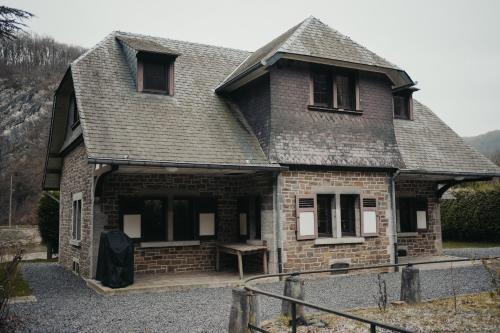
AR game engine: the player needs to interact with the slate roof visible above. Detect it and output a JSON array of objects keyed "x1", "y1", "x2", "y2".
[
  {"x1": 394, "y1": 100, "x2": 500, "y2": 176},
  {"x1": 116, "y1": 35, "x2": 179, "y2": 56},
  {"x1": 70, "y1": 31, "x2": 278, "y2": 168},
  {"x1": 219, "y1": 16, "x2": 399, "y2": 88}
]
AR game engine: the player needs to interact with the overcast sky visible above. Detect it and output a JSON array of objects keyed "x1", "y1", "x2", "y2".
[{"x1": 7, "y1": 0, "x2": 499, "y2": 137}]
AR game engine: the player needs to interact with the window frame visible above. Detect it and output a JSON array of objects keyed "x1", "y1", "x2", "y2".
[
  {"x1": 309, "y1": 68, "x2": 360, "y2": 113},
  {"x1": 136, "y1": 52, "x2": 175, "y2": 95},
  {"x1": 396, "y1": 196, "x2": 428, "y2": 233},
  {"x1": 71, "y1": 193, "x2": 83, "y2": 243},
  {"x1": 393, "y1": 93, "x2": 413, "y2": 120}
]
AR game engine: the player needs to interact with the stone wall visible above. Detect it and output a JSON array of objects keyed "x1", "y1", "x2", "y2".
[
  {"x1": 278, "y1": 169, "x2": 394, "y2": 273},
  {"x1": 59, "y1": 143, "x2": 94, "y2": 278},
  {"x1": 395, "y1": 179, "x2": 442, "y2": 257},
  {"x1": 98, "y1": 172, "x2": 274, "y2": 274}
]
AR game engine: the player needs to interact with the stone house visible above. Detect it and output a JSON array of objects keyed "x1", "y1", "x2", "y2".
[{"x1": 43, "y1": 17, "x2": 500, "y2": 279}]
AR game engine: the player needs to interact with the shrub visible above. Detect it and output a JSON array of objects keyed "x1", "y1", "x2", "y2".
[
  {"x1": 441, "y1": 185, "x2": 500, "y2": 242},
  {"x1": 0, "y1": 249, "x2": 23, "y2": 330},
  {"x1": 37, "y1": 192, "x2": 59, "y2": 258}
]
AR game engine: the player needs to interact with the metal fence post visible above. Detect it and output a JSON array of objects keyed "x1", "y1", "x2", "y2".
[{"x1": 291, "y1": 302, "x2": 297, "y2": 333}]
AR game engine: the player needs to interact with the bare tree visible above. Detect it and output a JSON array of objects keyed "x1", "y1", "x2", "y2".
[{"x1": 0, "y1": 6, "x2": 33, "y2": 40}]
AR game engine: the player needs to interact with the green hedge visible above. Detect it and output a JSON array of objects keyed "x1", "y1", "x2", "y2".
[{"x1": 441, "y1": 187, "x2": 500, "y2": 242}]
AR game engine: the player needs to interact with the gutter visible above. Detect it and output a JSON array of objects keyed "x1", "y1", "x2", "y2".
[
  {"x1": 390, "y1": 170, "x2": 401, "y2": 269},
  {"x1": 87, "y1": 157, "x2": 287, "y2": 172}
]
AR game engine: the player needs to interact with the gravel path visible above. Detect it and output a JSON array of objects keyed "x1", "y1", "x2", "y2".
[
  {"x1": 443, "y1": 246, "x2": 500, "y2": 259},
  {"x1": 11, "y1": 262, "x2": 496, "y2": 333}
]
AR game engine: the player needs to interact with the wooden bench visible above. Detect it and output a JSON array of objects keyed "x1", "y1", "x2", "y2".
[{"x1": 216, "y1": 243, "x2": 268, "y2": 279}]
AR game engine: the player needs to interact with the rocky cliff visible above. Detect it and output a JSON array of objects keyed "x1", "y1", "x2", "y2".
[{"x1": 0, "y1": 33, "x2": 84, "y2": 225}]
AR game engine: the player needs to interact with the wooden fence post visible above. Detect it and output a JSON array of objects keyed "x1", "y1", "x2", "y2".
[
  {"x1": 400, "y1": 265, "x2": 421, "y2": 304},
  {"x1": 228, "y1": 287, "x2": 261, "y2": 333},
  {"x1": 281, "y1": 275, "x2": 305, "y2": 320}
]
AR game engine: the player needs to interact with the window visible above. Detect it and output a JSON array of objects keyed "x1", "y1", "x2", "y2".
[
  {"x1": 297, "y1": 193, "x2": 364, "y2": 240},
  {"x1": 340, "y1": 194, "x2": 357, "y2": 237},
  {"x1": 68, "y1": 93, "x2": 79, "y2": 128},
  {"x1": 137, "y1": 53, "x2": 174, "y2": 95},
  {"x1": 317, "y1": 194, "x2": 334, "y2": 237},
  {"x1": 397, "y1": 197, "x2": 427, "y2": 233},
  {"x1": 238, "y1": 196, "x2": 262, "y2": 240},
  {"x1": 143, "y1": 61, "x2": 168, "y2": 91},
  {"x1": 393, "y1": 94, "x2": 411, "y2": 119},
  {"x1": 312, "y1": 73, "x2": 332, "y2": 107},
  {"x1": 72, "y1": 193, "x2": 82, "y2": 241},
  {"x1": 120, "y1": 196, "x2": 216, "y2": 242},
  {"x1": 311, "y1": 69, "x2": 358, "y2": 110}
]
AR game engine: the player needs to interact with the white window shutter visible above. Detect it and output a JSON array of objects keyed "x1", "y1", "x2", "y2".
[
  {"x1": 296, "y1": 195, "x2": 317, "y2": 240},
  {"x1": 361, "y1": 197, "x2": 378, "y2": 236}
]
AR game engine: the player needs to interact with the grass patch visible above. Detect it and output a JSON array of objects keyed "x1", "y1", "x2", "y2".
[
  {"x1": 443, "y1": 241, "x2": 500, "y2": 249},
  {"x1": 0, "y1": 263, "x2": 32, "y2": 297},
  {"x1": 263, "y1": 292, "x2": 500, "y2": 332}
]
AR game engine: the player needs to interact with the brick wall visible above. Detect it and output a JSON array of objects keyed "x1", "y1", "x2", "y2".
[
  {"x1": 59, "y1": 143, "x2": 94, "y2": 278},
  {"x1": 395, "y1": 179, "x2": 443, "y2": 257},
  {"x1": 278, "y1": 169, "x2": 394, "y2": 272},
  {"x1": 98, "y1": 172, "x2": 274, "y2": 274}
]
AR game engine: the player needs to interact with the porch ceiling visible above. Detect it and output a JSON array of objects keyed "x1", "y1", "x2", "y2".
[{"x1": 397, "y1": 170, "x2": 495, "y2": 183}]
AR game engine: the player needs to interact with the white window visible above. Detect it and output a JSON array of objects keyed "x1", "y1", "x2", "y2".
[
  {"x1": 296, "y1": 191, "x2": 378, "y2": 242},
  {"x1": 72, "y1": 193, "x2": 82, "y2": 241}
]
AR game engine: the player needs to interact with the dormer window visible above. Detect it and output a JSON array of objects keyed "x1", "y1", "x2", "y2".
[
  {"x1": 69, "y1": 93, "x2": 79, "y2": 129},
  {"x1": 310, "y1": 68, "x2": 359, "y2": 112},
  {"x1": 393, "y1": 91, "x2": 413, "y2": 120},
  {"x1": 137, "y1": 53, "x2": 174, "y2": 95}
]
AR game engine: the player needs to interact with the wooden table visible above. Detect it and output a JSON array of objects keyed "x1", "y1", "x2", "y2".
[{"x1": 216, "y1": 243, "x2": 268, "y2": 279}]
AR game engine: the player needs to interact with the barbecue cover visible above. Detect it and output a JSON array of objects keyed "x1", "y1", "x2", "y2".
[{"x1": 96, "y1": 230, "x2": 134, "y2": 288}]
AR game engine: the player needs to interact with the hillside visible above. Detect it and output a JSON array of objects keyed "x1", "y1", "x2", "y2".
[
  {"x1": 0, "y1": 33, "x2": 84, "y2": 225},
  {"x1": 464, "y1": 130, "x2": 500, "y2": 166}
]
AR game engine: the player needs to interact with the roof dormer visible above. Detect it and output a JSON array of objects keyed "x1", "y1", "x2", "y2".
[{"x1": 116, "y1": 35, "x2": 179, "y2": 95}]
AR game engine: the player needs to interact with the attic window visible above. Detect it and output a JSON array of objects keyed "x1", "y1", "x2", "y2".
[
  {"x1": 137, "y1": 53, "x2": 174, "y2": 95},
  {"x1": 393, "y1": 92, "x2": 413, "y2": 120},
  {"x1": 310, "y1": 68, "x2": 360, "y2": 112}
]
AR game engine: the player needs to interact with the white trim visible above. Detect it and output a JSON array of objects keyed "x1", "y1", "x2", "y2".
[
  {"x1": 72, "y1": 192, "x2": 82, "y2": 201},
  {"x1": 69, "y1": 239, "x2": 81, "y2": 247},
  {"x1": 315, "y1": 237, "x2": 365, "y2": 245},
  {"x1": 139, "y1": 240, "x2": 200, "y2": 248}
]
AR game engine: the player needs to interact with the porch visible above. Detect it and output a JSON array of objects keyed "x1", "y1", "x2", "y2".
[
  {"x1": 86, "y1": 270, "x2": 277, "y2": 296},
  {"x1": 91, "y1": 165, "x2": 278, "y2": 283}
]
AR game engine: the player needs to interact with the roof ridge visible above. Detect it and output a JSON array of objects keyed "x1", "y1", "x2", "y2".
[
  {"x1": 114, "y1": 31, "x2": 251, "y2": 54},
  {"x1": 276, "y1": 16, "x2": 315, "y2": 55}
]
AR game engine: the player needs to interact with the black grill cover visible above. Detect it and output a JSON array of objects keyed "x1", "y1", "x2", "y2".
[{"x1": 96, "y1": 230, "x2": 134, "y2": 288}]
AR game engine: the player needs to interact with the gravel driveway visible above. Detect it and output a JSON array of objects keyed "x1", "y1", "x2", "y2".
[
  {"x1": 443, "y1": 246, "x2": 500, "y2": 259},
  {"x1": 11, "y1": 262, "x2": 496, "y2": 333}
]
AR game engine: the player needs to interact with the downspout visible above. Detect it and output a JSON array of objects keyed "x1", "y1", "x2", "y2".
[
  {"x1": 390, "y1": 170, "x2": 401, "y2": 270},
  {"x1": 272, "y1": 171, "x2": 283, "y2": 274}
]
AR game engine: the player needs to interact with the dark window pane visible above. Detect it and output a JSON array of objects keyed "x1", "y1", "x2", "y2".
[
  {"x1": 142, "y1": 199, "x2": 166, "y2": 241},
  {"x1": 398, "y1": 198, "x2": 416, "y2": 232},
  {"x1": 394, "y1": 95, "x2": 409, "y2": 119},
  {"x1": 336, "y1": 74, "x2": 355, "y2": 109},
  {"x1": 340, "y1": 194, "x2": 357, "y2": 236},
  {"x1": 69, "y1": 94, "x2": 79, "y2": 125},
  {"x1": 143, "y1": 61, "x2": 167, "y2": 91},
  {"x1": 317, "y1": 194, "x2": 333, "y2": 237},
  {"x1": 174, "y1": 199, "x2": 195, "y2": 241},
  {"x1": 313, "y1": 72, "x2": 332, "y2": 107}
]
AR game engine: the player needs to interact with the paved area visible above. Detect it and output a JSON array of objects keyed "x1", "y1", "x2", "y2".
[
  {"x1": 10, "y1": 261, "x2": 497, "y2": 333},
  {"x1": 87, "y1": 271, "x2": 277, "y2": 296}
]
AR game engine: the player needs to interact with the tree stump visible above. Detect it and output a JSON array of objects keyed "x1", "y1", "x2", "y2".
[
  {"x1": 400, "y1": 266, "x2": 421, "y2": 304},
  {"x1": 228, "y1": 288, "x2": 261, "y2": 333}
]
